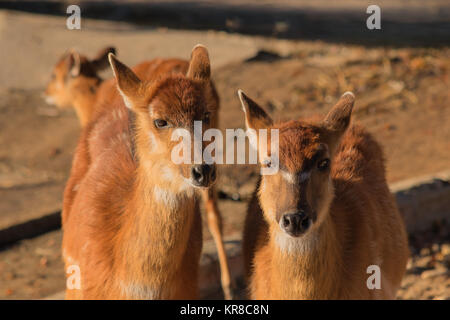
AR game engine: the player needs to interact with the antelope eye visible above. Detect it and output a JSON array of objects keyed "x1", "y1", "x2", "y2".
[
  {"x1": 154, "y1": 119, "x2": 169, "y2": 128},
  {"x1": 317, "y1": 158, "x2": 330, "y2": 171}
]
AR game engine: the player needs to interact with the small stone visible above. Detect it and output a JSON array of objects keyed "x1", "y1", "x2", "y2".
[
  {"x1": 420, "y1": 247, "x2": 431, "y2": 256},
  {"x1": 431, "y1": 243, "x2": 440, "y2": 253},
  {"x1": 443, "y1": 254, "x2": 450, "y2": 268},
  {"x1": 406, "y1": 259, "x2": 414, "y2": 270},
  {"x1": 410, "y1": 57, "x2": 426, "y2": 71},
  {"x1": 421, "y1": 268, "x2": 447, "y2": 279},
  {"x1": 435, "y1": 252, "x2": 444, "y2": 261},
  {"x1": 35, "y1": 248, "x2": 53, "y2": 256},
  {"x1": 48, "y1": 148, "x2": 61, "y2": 158},
  {"x1": 4, "y1": 272, "x2": 15, "y2": 280},
  {"x1": 414, "y1": 256, "x2": 432, "y2": 269},
  {"x1": 441, "y1": 243, "x2": 450, "y2": 256},
  {"x1": 39, "y1": 257, "x2": 48, "y2": 267}
]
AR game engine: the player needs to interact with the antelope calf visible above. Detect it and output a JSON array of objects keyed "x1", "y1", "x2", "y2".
[
  {"x1": 240, "y1": 91, "x2": 409, "y2": 299},
  {"x1": 62, "y1": 45, "x2": 222, "y2": 299},
  {"x1": 44, "y1": 47, "x2": 117, "y2": 126},
  {"x1": 55, "y1": 46, "x2": 234, "y2": 299}
]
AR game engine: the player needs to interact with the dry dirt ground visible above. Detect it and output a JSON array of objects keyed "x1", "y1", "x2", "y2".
[
  {"x1": 0, "y1": 11, "x2": 449, "y2": 299},
  {"x1": 0, "y1": 224, "x2": 449, "y2": 299}
]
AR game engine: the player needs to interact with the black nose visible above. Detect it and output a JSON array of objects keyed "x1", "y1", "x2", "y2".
[
  {"x1": 280, "y1": 212, "x2": 311, "y2": 237},
  {"x1": 191, "y1": 164, "x2": 216, "y2": 187}
]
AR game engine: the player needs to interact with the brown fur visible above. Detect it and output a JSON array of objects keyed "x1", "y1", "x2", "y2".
[
  {"x1": 62, "y1": 46, "x2": 229, "y2": 299},
  {"x1": 240, "y1": 92, "x2": 409, "y2": 299},
  {"x1": 51, "y1": 47, "x2": 234, "y2": 299},
  {"x1": 44, "y1": 47, "x2": 116, "y2": 126}
]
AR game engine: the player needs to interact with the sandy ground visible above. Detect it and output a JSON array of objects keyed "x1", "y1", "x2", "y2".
[
  {"x1": 0, "y1": 223, "x2": 448, "y2": 300},
  {"x1": 0, "y1": 10, "x2": 259, "y2": 90},
  {"x1": 0, "y1": 10, "x2": 449, "y2": 299}
]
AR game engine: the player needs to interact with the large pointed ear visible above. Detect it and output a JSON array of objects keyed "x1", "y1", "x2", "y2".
[
  {"x1": 91, "y1": 46, "x2": 116, "y2": 71},
  {"x1": 238, "y1": 90, "x2": 273, "y2": 130},
  {"x1": 186, "y1": 44, "x2": 210, "y2": 81},
  {"x1": 66, "y1": 50, "x2": 81, "y2": 77},
  {"x1": 108, "y1": 53, "x2": 142, "y2": 109},
  {"x1": 322, "y1": 91, "x2": 355, "y2": 133},
  {"x1": 322, "y1": 92, "x2": 355, "y2": 150}
]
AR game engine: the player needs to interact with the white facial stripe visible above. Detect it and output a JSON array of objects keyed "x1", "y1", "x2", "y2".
[
  {"x1": 267, "y1": 209, "x2": 276, "y2": 221},
  {"x1": 281, "y1": 170, "x2": 296, "y2": 184},
  {"x1": 149, "y1": 106, "x2": 155, "y2": 118},
  {"x1": 280, "y1": 170, "x2": 311, "y2": 184},
  {"x1": 148, "y1": 131, "x2": 158, "y2": 150}
]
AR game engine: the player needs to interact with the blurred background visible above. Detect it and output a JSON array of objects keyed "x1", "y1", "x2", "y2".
[{"x1": 0, "y1": 0, "x2": 449, "y2": 299}]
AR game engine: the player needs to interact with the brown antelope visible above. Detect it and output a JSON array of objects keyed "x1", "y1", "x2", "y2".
[
  {"x1": 240, "y1": 90, "x2": 409, "y2": 299},
  {"x1": 44, "y1": 47, "x2": 117, "y2": 127},
  {"x1": 62, "y1": 45, "x2": 230, "y2": 299},
  {"x1": 53, "y1": 46, "x2": 234, "y2": 299}
]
